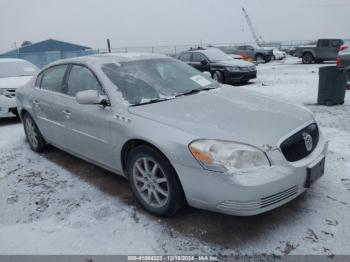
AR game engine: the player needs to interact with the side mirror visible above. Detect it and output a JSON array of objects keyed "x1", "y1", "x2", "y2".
[
  {"x1": 201, "y1": 59, "x2": 208, "y2": 65},
  {"x1": 76, "y1": 90, "x2": 109, "y2": 106}
]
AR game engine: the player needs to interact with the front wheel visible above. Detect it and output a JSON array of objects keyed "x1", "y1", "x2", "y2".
[
  {"x1": 127, "y1": 145, "x2": 185, "y2": 217},
  {"x1": 213, "y1": 71, "x2": 224, "y2": 83},
  {"x1": 23, "y1": 113, "x2": 46, "y2": 152},
  {"x1": 302, "y1": 53, "x2": 314, "y2": 64}
]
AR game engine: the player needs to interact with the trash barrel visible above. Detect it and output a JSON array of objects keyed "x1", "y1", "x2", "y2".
[{"x1": 318, "y1": 66, "x2": 347, "y2": 106}]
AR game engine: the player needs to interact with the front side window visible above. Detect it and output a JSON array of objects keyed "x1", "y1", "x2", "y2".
[
  {"x1": 66, "y1": 65, "x2": 103, "y2": 97},
  {"x1": 102, "y1": 58, "x2": 218, "y2": 105},
  {"x1": 202, "y1": 50, "x2": 231, "y2": 62},
  {"x1": 192, "y1": 53, "x2": 206, "y2": 62},
  {"x1": 41, "y1": 65, "x2": 67, "y2": 93}
]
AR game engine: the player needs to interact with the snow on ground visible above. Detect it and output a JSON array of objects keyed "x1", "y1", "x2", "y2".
[{"x1": 0, "y1": 56, "x2": 349, "y2": 256}]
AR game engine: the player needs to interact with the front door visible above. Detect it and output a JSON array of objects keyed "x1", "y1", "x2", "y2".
[
  {"x1": 60, "y1": 64, "x2": 115, "y2": 168},
  {"x1": 190, "y1": 53, "x2": 210, "y2": 72}
]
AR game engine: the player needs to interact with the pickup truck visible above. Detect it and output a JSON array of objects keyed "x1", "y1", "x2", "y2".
[{"x1": 295, "y1": 39, "x2": 344, "y2": 64}]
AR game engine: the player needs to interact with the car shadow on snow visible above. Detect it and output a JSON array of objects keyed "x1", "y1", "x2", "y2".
[
  {"x1": 39, "y1": 146, "x2": 313, "y2": 250},
  {"x1": 159, "y1": 193, "x2": 312, "y2": 249},
  {"x1": 0, "y1": 117, "x2": 20, "y2": 126},
  {"x1": 40, "y1": 146, "x2": 134, "y2": 205}
]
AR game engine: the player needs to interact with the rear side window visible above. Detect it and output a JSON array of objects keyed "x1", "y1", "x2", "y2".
[
  {"x1": 179, "y1": 53, "x2": 191, "y2": 62},
  {"x1": 319, "y1": 40, "x2": 330, "y2": 47},
  {"x1": 41, "y1": 65, "x2": 68, "y2": 93},
  {"x1": 66, "y1": 65, "x2": 103, "y2": 97}
]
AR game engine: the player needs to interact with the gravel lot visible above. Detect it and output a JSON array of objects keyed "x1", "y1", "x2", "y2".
[{"x1": 0, "y1": 57, "x2": 349, "y2": 256}]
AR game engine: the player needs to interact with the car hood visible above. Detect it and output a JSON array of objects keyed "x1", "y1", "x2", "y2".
[
  {"x1": 0, "y1": 76, "x2": 33, "y2": 89},
  {"x1": 212, "y1": 59, "x2": 255, "y2": 67},
  {"x1": 129, "y1": 86, "x2": 314, "y2": 149}
]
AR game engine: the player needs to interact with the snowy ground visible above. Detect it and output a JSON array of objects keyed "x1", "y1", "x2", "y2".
[{"x1": 0, "y1": 57, "x2": 349, "y2": 256}]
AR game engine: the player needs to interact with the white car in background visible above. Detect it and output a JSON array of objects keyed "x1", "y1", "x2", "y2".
[
  {"x1": 272, "y1": 49, "x2": 287, "y2": 60},
  {"x1": 0, "y1": 59, "x2": 38, "y2": 118}
]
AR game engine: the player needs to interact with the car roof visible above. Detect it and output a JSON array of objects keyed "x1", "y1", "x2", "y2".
[
  {"x1": 46, "y1": 53, "x2": 169, "y2": 68},
  {"x1": 186, "y1": 48, "x2": 223, "y2": 54}
]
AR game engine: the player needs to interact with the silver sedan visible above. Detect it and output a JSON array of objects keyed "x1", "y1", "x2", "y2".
[{"x1": 16, "y1": 53, "x2": 328, "y2": 217}]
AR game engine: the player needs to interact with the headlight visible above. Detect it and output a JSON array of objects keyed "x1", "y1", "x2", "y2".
[
  {"x1": 189, "y1": 140, "x2": 270, "y2": 173},
  {"x1": 226, "y1": 66, "x2": 241, "y2": 72}
]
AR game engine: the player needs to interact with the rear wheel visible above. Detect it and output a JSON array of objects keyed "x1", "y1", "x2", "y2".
[
  {"x1": 302, "y1": 53, "x2": 314, "y2": 64},
  {"x1": 127, "y1": 145, "x2": 185, "y2": 217},
  {"x1": 213, "y1": 71, "x2": 224, "y2": 83},
  {"x1": 23, "y1": 113, "x2": 46, "y2": 152}
]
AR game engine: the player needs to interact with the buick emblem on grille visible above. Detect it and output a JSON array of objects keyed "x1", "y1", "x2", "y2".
[{"x1": 302, "y1": 132, "x2": 313, "y2": 152}]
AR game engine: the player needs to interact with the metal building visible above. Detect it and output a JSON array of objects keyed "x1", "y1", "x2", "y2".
[{"x1": 0, "y1": 39, "x2": 96, "y2": 68}]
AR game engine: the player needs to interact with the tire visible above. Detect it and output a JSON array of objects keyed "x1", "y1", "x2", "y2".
[
  {"x1": 213, "y1": 71, "x2": 224, "y2": 83},
  {"x1": 127, "y1": 145, "x2": 185, "y2": 217},
  {"x1": 255, "y1": 54, "x2": 265, "y2": 64},
  {"x1": 302, "y1": 53, "x2": 314, "y2": 64},
  {"x1": 23, "y1": 113, "x2": 46, "y2": 152}
]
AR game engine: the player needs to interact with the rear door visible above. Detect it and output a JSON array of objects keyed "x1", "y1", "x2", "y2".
[
  {"x1": 31, "y1": 64, "x2": 70, "y2": 146},
  {"x1": 59, "y1": 64, "x2": 115, "y2": 168}
]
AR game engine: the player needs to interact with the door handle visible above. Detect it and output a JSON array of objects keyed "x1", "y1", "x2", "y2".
[{"x1": 62, "y1": 110, "x2": 72, "y2": 118}]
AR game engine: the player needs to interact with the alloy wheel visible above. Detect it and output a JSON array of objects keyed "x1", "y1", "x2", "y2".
[
  {"x1": 132, "y1": 157, "x2": 169, "y2": 208},
  {"x1": 25, "y1": 117, "x2": 38, "y2": 148}
]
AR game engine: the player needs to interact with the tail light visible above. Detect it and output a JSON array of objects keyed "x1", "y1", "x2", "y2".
[
  {"x1": 336, "y1": 57, "x2": 341, "y2": 67},
  {"x1": 339, "y1": 45, "x2": 348, "y2": 52}
]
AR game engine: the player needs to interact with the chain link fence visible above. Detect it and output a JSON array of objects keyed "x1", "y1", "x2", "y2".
[{"x1": 0, "y1": 40, "x2": 316, "y2": 68}]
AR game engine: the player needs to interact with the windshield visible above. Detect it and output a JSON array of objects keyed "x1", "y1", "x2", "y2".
[
  {"x1": 203, "y1": 50, "x2": 232, "y2": 62},
  {"x1": 0, "y1": 60, "x2": 37, "y2": 78},
  {"x1": 102, "y1": 58, "x2": 218, "y2": 105}
]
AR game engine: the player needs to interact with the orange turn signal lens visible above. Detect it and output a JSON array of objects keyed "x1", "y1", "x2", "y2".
[{"x1": 189, "y1": 146, "x2": 213, "y2": 163}]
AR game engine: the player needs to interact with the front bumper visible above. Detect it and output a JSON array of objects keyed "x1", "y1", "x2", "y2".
[
  {"x1": 224, "y1": 70, "x2": 257, "y2": 84},
  {"x1": 0, "y1": 95, "x2": 17, "y2": 118},
  {"x1": 173, "y1": 134, "x2": 328, "y2": 216}
]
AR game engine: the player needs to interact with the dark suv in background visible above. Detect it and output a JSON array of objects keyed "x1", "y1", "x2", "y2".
[{"x1": 178, "y1": 49, "x2": 257, "y2": 84}]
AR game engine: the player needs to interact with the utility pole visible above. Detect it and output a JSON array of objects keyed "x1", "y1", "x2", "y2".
[{"x1": 107, "y1": 39, "x2": 111, "y2": 53}]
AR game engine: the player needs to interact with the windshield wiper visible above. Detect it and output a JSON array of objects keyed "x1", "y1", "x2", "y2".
[
  {"x1": 175, "y1": 87, "x2": 217, "y2": 97},
  {"x1": 131, "y1": 97, "x2": 173, "y2": 107}
]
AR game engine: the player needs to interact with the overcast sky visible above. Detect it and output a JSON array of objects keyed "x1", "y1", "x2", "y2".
[{"x1": 0, "y1": 0, "x2": 349, "y2": 52}]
